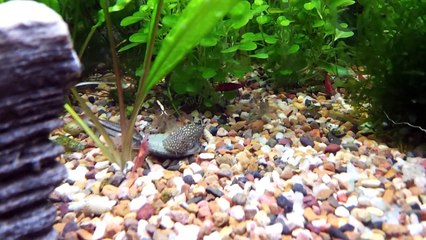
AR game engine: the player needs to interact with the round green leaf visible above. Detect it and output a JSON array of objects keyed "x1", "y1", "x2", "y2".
[
  {"x1": 162, "y1": 15, "x2": 179, "y2": 27},
  {"x1": 221, "y1": 45, "x2": 239, "y2": 53},
  {"x1": 303, "y1": 2, "x2": 315, "y2": 10},
  {"x1": 264, "y1": 35, "x2": 277, "y2": 44},
  {"x1": 277, "y1": 16, "x2": 291, "y2": 26},
  {"x1": 287, "y1": 44, "x2": 300, "y2": 54},
  {"x1": 238, "y1": 41, "x2": 257, "y2": 51},
  {"x1": 256, "y1": 15, "x2": 271, "y2": 25},
  {"x1": 200, "y1": 36, "x2": 218, "y2": 47},
  {"x1": 313, "y1": 20, "x2": 324, "y2": 27},
  {"x1": 201, "y1": 68, "x2": 217, "y2": 79}
]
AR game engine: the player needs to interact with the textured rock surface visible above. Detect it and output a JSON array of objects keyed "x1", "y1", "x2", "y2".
[{"x1": 0, "y1": 1, "x2": 80, "y2": 239}]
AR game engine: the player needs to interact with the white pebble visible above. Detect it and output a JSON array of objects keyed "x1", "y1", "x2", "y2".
[
  {"x1": 275, "y1": 132, "x2": 284, "y2": 140},
  {"x1": 286, "y1": 212, "x2": 305, "y2": 229},
  {"x1": 54, "y1": 183, "x2": 81, "y2": 197},
  {"x1": 141, "y1": 182, "x2": 158, "y2": 196},
  {"x1": 83, "y1": 195, "x2": 116, "y2": 215},
  {"x1": 230, "y1": 205, "x2": 245, "y2": 221},
  {"x1": 92, "y1": 221, "x2": 106, "y2": 240},
  {"x1": 361, "y1": 178, "x2": 381, "y2": 188},
  {"x1": 175, "y1": 223, "x2": 200, "y2": 240},
  {"x1": 192, "y1": 173, "x2": 203, "y2": 183},
  {"x1": 67, "y1": 165, "x2": 88, "y2": 182},
  {"x1": 94, "y1": 160, "x2": 110, "y2": 170},
  {"x1": 190, "y1": 163, "x2": 202, "y2": 173},
  {"x1": 408, "y1": 223, "x2": 424, "y2": 235},
  {"x1": 204, "y1": 231, "x2": 221, "y2": 240},
  {"x1": 199, "y1": 152, "x2": 215, "y2": 160},
  {"x1": 216, "y1": 127, "x2": 228, "y2": 137},
  {"x1": 217, "y1": 197, "x2": 231, "y2": 212},
  {"x1": 94, "y1": 168, "x2": 109, "y2": 181},
  {"x1": 335, "y1": 206, "x2": 350, "y2": 217},
  {"x1": 265, "y1": 223, "x2": 283, "y2": 240},
  {"x1": 160, "y1": 215, "x2": 174, "y2": 229},
  {"x1": 137, "y1": 220, "x2": 150, "y2": 238},
  {"x1": 261, "y1": 145, "x2": 271, "y2": 154},
  {"x1": 129, "y1": 195, "x2": 147, "y2": 211},
  {"x1": 344, "y1": 195, "x2": 359, "y2": 207}
]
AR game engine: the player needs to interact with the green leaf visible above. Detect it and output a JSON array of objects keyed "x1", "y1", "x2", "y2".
[
  {"x1": 303, "y1": 2, "x2": 315, "y2": 10},
  {"x1": 121, "y1": 16, "x2": 145, "y2": 26},
  {"x1": 264, "y1": 35, "x2": 277, "y2": 44},
  {"x1": 287, "y1": 44, "x2": 300, "y2": 54},
  {"x1": 256, "y1": 15, "x2": 271, "y2": 25},
  {"x1": 38, "y1": 0, "x2": 60, "y2": 13},
  {"x1": 200, "y1": 36, "x2": 218, "y2": 47},
  {"x1": 268, "y1": 8, "x2": 285, "y2": 14},
  {"x1": 242, "y1": 32, "x2": 257, "y2": 41},
  {"x1": 118, "y1": 42, "x2": 142, "y2": 52},
  {"x1": 145, "y1": 0, "x2": 238, "y2": 92},
  {"x1": 201, "y1": 68, "x2": 217, "y2": 79},
  {"x1": 330, "y1": 0, "x2": 355, "y2": 9},
  {"x1": 249, "y1": 53, "x2": 269, "y2": 59},
  {"x1": 277, "y1": 16, "x2": 291, "y2": 26},
  {"x1": 252, "y1": 4, "x2": 269, "y2": 15},
  {"x1": 279, "y1": 69, "x2": 293, "y2": 75},
  {"x1": 229, "y1": 1, "x2": 252, "y2": 29},
  {"x1": 221, "y1": 45, "x2": 240, "y2": 53},
  {"x1": 334, "y1": 29, "x2": 354, "y2": 41},
  {"x1": 162, "y1": 15, "x2": 179, "y2": 27},
  {"x1": 313, "y1": 20, "x2": 324, "y2": 27},
  {"x1": 129, "y1": 33, "x2": 148, "y2": 43},
  {"x1": 238, "y1": 41, "x2": 257, "y2": 51}
]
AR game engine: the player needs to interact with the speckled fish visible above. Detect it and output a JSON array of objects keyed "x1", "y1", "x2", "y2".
[{"x1": 162, "y1": 123, "x2": 204, "y2": 155}]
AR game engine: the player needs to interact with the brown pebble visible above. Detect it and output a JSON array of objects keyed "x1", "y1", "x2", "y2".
[
  {"x1": 382, "y1": 188, "x2": 394, "y2": 204},
  {"x1": 323, "y1": 162, "x2": 335, "y2": 172},
  {"x1": 136, "y1": 204, "x2": 155, "y2": 220},
  {"x1": 250, "y1": 120, "x2": 264, "y2": 133},
  {"x1": 325, "y1": 143, "x2": 341, "y2": 154}
]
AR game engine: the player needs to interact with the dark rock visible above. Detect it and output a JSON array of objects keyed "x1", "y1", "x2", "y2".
[
  {"x1": 325, "y1": 143, "x2": 341, "y2": 154},
  {"x1": 62, "y1": 221, "x2": 79, "y2": 235},
  {"x1": 276, "y1": 195, "x2": 293, "y2": 213},
  {"x1": 109, "y1": 171, "x2": 125, "y2": 186},
  {"x1": 300, "y1": 135, "x2": 315, "y2": 147},
  {"x1": 339, "y1": 223, "x2": 355, "y2": 232},
  {"x1": 88, "y1": 95, "x2": 96, "y2": 104},
  {"x1": 209, "y1": 126, "x2": 218, "y2": 136},
  {"x1": 232, "y1": 193, "x2": 247, "y2": 206},
  {"x1": 85, "y1": 169, "x2": 97, "y2": 180},
  {"x1": 370, "y1": 221, "x2": 383, "y2": 229},
  {"x1": 342, "y1": 143, "x2": 359, "y2": 151},
  {"x1": 187, "y1": 196, "x2": 203, "y2": 204},
  {"x1": 206, "y1": 187, "x2": 224, "y2": 197},
  {"x1": 328, "y1": 227, "x2": 348, "y2": 240},
  {"x1": 0, "y1": 1, "x2": 80, "y2": 239},
  {"x1": 292, "y1": 183, "x2": 307, "y2": 195},
  {"x1": 183, "y1": 175, "x2": 195, "y2": 185},
  {"x1": 266, "y1": 138, "x2": 278, "y2": 147},
  {"x1": 217, "y1": 168, "x2": 233, "y2": 179},
  {"x1": 310, "y1": 121, "x2": 320, "y2": 129},
  {"x1": 327, "y1": 132, "x2": 342, "y2": 145}
]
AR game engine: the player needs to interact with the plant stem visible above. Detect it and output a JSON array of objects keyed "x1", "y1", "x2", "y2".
[
  {"x1": 64, "y1": 103, "x2": 121, "y2": 166},
  {"x1": 122, "y1": 0, "x2": 164, "y2": 163},
  {"x1": 101, "y1": 0, "x2": 129, "y2": 167},
  {"x1": 69, "y1": 88, "x2": 121, "y2": 161},
  {"x1": 78, "y1": 27, "x2": 97, "y2": 59}
]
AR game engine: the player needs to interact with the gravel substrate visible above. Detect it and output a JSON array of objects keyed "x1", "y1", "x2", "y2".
[{"x1": 51, "y1": 84, "x2": 426, "y2": 240}]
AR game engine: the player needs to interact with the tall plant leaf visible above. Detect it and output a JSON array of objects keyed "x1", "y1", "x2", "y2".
[{"x1": 143, "y1": 0, "x2": 238, "y2": 95}]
